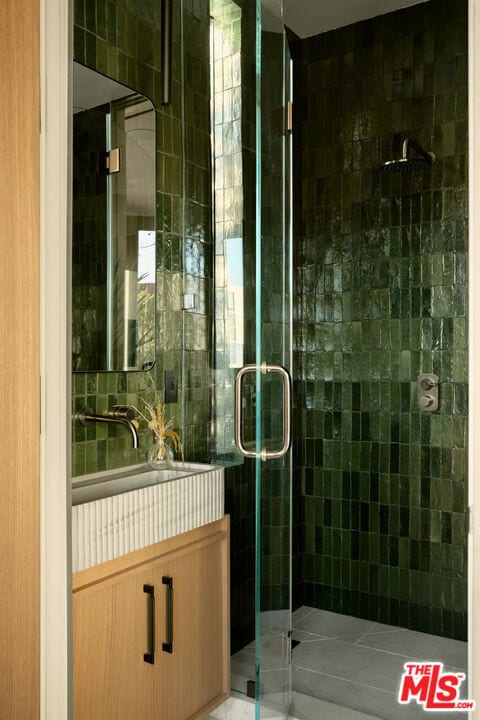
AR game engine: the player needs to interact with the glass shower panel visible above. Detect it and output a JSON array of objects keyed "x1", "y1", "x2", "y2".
[
  {"x1": 210, "y1": 0, "x2": 249, "y2": 466},
  {"x1": 255, "y1": 2, "x2": 293, "y2": 717},
  {"x1": 181, "y1": 0, "x2": 293, "y2": 716},
  {"x1": 207, "y1": 1, "x2": 259, "y2": 689}
]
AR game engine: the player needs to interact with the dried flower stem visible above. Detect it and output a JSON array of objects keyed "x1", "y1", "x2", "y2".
[{"x1": 133, "y1": 391, "x2": 184, "y2": 461}]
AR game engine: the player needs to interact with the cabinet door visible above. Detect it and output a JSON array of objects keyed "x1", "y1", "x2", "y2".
[
  {"x1": 153, "y1": 532, "x2": 229, "y2": 720},
  {"x1": 187, "y1": 536, "x2": 229, "y2": 715},
  {"x1": 153, "y1": 555, "x2": 192, "y2": 720},
  {"x1": 73, "y1": 568, "x2": 155, "y2": 720}
]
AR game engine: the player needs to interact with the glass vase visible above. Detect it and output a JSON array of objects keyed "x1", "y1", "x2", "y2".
[{"x1": 147, "y1": 435, "x2": 174, "y2": 470}]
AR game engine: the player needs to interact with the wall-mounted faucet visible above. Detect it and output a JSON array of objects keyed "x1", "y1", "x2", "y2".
[{"x1": 78, "y1": 406, "x2": 139, "y2": 448}]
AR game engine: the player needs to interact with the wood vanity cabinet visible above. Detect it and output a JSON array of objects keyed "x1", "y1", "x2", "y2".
[{"x1": 73, "y1": 516, "x2": 230, "y2": 720}]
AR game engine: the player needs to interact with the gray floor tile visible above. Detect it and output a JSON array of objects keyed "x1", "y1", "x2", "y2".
[
  {"x1": 353, "y1": 648, "x2": 412, "y2": 693},
  {"x1": 357, "y1": 626, "x2": 468, "y2": 671},
  {"x1": 261, "y1": 610, "x2": 290, "y2": 633},
  {"x1": 357, "y1": 627, "x2": 438, "y2": 657},
  {"x1": 231, "y1": 650, "x2": 255, "y2": 679},
  {"x1": 294, "y1": 608, "x2": 377, "y2": 641},
  {"x1": 431, "y1": 635, "x2": 468, "y2": 669},
  {"x1": 291, "y1": 606, "x2": 316, "y2": 623},
  {"x1": 232, "y1": 607, "x2": 470, "y2": 720},
  {"x1": 293, "y1": 637, "x2": 377, "y2": 680},
  {"x1": 290, "y1": 691, "x2": 380, "y2": 720},
  {"x1": 291, "y1": 667, "x2": 316, "y2": 697},
  {"x1": 292, "y1": 666, "x2": 396, "y2": 715},
  {"x1": 292, "y1": 629, "x2": 327, "y2": 643}
]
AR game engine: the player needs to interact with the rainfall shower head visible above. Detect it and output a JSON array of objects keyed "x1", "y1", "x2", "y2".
[{"x1": 381, "y1": 138, "x2": 436, "y2": 173}]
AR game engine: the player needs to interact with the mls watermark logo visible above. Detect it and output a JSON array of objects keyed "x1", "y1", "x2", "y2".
[{"x1": 398, "y1": 662, "x2": 475, "y2": 712}]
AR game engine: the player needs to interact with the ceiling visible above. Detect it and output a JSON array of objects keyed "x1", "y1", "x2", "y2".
[{"x1": 281, "y1": 0, "x2": 428, "y2": 39}]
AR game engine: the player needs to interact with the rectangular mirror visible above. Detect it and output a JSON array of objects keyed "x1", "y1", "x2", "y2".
[{"x1": 72, "y1": 62, "x2": 156, "y2": 372}]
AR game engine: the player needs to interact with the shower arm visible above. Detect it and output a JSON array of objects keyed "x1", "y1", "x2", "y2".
[{"x1": 402, "y1": 138, "x2": 432, "y2": 162}]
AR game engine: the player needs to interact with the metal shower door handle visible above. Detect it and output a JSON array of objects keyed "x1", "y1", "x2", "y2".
[{"x1": 234, "y1": 363, "x2": 291, "y2": 461}]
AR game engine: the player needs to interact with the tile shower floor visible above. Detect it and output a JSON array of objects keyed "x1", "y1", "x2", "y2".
[{"x1": 228, "y1": 606, "x2": 469, "y2": 720}]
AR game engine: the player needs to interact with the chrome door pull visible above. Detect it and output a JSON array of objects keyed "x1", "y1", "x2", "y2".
[{"x1": 234, "y1": 363, "x2": 291, "y2": 460}]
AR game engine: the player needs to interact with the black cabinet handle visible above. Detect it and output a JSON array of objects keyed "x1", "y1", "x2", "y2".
[
  {"x1": 162, "y1": 576, "x2": 173, "y2": 653},
  {"x1": 143, "y1": 584, "x2": 155, "y2": 664}
]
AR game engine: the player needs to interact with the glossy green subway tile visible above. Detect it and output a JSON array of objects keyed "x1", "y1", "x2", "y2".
[{"x1": 295, "y1": 0, "x2": 467, "y2": 639}]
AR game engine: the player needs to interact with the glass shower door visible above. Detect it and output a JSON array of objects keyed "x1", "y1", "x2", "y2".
[
  {"x1": 232, "y1": 2, "x2": 292, "y2": 715},
  {"x1": 197, "y1": 0, "x2": 293, "y2": 714},
  {"x1": 221, "y1": 0, "x2": 292, "y2": 718},
  {"x1": 254, "y1": 3, "x2": 293, "y2": 717}
]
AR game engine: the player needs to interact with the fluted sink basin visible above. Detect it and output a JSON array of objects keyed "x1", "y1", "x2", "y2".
[
  {"x1": 71, "y1": 462, "x2": 224, "y2": 572},
  {"x1": 71, "y1": 463, "x2": 208, "y2": 505}
]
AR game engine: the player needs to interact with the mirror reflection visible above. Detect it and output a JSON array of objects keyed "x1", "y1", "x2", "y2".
[{"x1": 72, "y1": 62, "x2": 156, "y2": 372}]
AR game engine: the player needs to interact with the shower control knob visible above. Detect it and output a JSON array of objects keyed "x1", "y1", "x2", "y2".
[
  {"x1": 420, "y1": 395, "x2": 434, "y2": 409},
  {"x1": 417, "y1": 373, "x2": 439, "y2": 412}
]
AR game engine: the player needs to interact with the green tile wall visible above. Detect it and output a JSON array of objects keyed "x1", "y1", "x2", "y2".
[{"x1": 293, "y1": 0, "x2": 468, "y2": 640}]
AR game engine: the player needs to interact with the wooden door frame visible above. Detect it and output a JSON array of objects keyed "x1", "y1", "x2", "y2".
[{"x1": 40, "y1": 0, "x2": 71, "y2": 718}]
